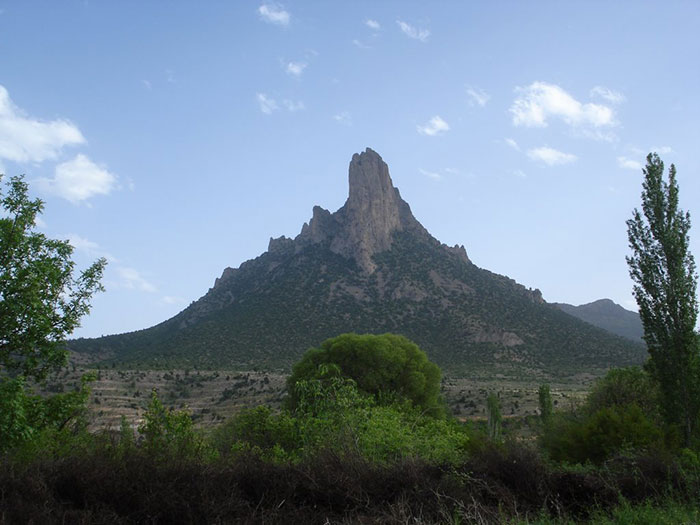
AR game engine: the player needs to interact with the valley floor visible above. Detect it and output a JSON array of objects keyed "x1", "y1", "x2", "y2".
[{"x1": 46, "y1": 366, "x2": 591, "y2": 431}]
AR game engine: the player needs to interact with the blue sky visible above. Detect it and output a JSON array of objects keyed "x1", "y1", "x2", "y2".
[{"x1": 1, "y1": 1, "x2": 699, "y2": 338}]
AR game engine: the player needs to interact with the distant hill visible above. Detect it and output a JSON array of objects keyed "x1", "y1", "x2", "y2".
[
  {"x1": 553, "y1": 299, "x2": 645, "y2": 343},
  {"x1": 70, "y1": 149, "x2": 645, "y2": 377}
]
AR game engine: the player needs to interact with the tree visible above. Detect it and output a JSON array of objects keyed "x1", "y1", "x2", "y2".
[
  {"x1": 285, "y1": 333, "x2": 443, "y2": 416},
  {"x1": 538, "y1": 384, "x2": 553, "y2": 426},
  {"x1": 486, "y1": 392, "x2": 501, "y2": 441},
  {"x1": 0, "y1": 175, "x2": 106, "y2": 381},
  {"x1": 626, "y1": 153, "x2": 700, "y2": 445}
]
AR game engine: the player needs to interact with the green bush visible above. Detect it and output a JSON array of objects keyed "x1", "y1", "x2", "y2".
[
  {"x1": 0, "y1": 373, "x2": 95, "y2": 457},
  {"x1": 216, "y1": 377, "x2": 469, "y2": 465},
  {"x1": 585, "y1": 367, "x2": 660, "y2": 419},
  {"x1": 286, "y1": 333, "x2": 443, "y2": 416},
  {"x1": 542, "y1": 404, "x2": 664, "y2": 464},
  {"x1": 138, "y1": 389, "x2": 215, "y2": 461}
]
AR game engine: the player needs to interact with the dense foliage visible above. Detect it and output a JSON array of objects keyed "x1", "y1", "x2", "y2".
[
  {"x1": 0, "y1": 175, "x2": 106, "y2": 381},
  {"x1": 0, "y1": 175, "x2": 105, "y2": 455},
  {"x1": 285, "y1": 333, "x2": 443, "y2": 415},
  {"x1": 627, "y1": 153, "x2": 700, "y2": 446}
]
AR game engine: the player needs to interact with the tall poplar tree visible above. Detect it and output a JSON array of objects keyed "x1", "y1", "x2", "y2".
[{"x1": 626, "y1": 153, "x2": 700, "y2": 445}]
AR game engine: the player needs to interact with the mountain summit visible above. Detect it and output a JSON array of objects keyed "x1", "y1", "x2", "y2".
[
  {"x1": 268, "y1": 148, "x2": 431, "y2": 273},
  {"x1": 72, "y1": 149, "x2": 643, "y2": 376}
]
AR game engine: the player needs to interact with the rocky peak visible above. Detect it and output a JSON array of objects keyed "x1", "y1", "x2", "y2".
[
  {"x1": 330, "y1": 148, "x2": 408, "y2": 272},
  {"x1": 289, "y1": 148, "x2": 430, "y2": 272}
]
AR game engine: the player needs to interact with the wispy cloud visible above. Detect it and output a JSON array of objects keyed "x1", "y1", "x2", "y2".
[
  {"x1": 285, "y1": 61, "x2": 307, "y2": 77},
  {"x1": 365, "y1": 19, "x2": 380, "y2": 30},
  {"x1": 527, "y1": 146, "x2": 577, "y2": 166},
  {"x1": 419, "y1": 168, "x2": 442, "y2": 181},
  {"x1": 0, "y1": 85, "x2": 85, "y2": 164},
  {"x1": 333, "y1": 111, "x2": 352, "y2": 125},
  {"x1": 115, "y1": 266, "x2": 157, "y2": 293},
  {"x1": 466, "y1": 86, "x2": 490, "y2": 107},
  {"x1": 67, "y1": 233, "x2": 115, "y2": 261},
  {"x1": 652, "y1": 146, "x2": 673, "y2": 154},
  {"x1": 511, "y1": 82, "x2": 616, "y2": 132},
  {"x1": 256, "y1": 93, "x2": 278, "y2": 114},
  {"x1": 142, "y1": 79, "x2": 152, "y2": 90},
  {"x1": 513, "y1": 169, "x2": 527, "y2": 178},
  {"x1": 417, "y1": 115, "x2": 449, "y2": 136},
  {"x1": 37, "y1": 154, "x2": 117, "y2": 204},
  {"x1": 283, "y1": 99, "x2": 305, "y2": 112},
  {"x1": 590, "y1": 86, "x2": 625, "y2": 104},
  {"x1": 67, "y1": 234, "x2": 156, "y2": 294},
  {"x1": 505, "y1": 138, "x2": 520, "y2": 151},
  {"x1": 396, "y1": 20, "x2": 430, "y2": 42},
  {"x1": 352, "y1": 39, "x2": 371, "y2": 49},
  {"x1": 617, "y1": 156, "x2": 642, "y2": 170},
  {"x1": 258, "y1": 2, "x2": 290, "y2": 26},
  {"x1": 165, "y1": 69, "x2": 176, "y2": 83}
]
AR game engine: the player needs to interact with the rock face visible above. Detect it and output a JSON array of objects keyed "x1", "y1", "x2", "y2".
[
  {"x1": 295, "y1": 148, "x2": 426, "y2": 272},
  {"x1": 71, "y1": 148, "x2": 645, "y2": 376}
]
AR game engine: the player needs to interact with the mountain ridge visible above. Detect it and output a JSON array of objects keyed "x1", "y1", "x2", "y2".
[
  {"x1": 553, "y1": 299, "x2": 644, "y2": 343},
  {"x1": 70, "y1": 148, "x2": 645, "y2": 377}
]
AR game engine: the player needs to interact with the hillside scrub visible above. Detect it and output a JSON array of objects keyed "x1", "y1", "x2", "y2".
[{"x1": 3, "y1": 334, "x2": 700, "y2": 522}]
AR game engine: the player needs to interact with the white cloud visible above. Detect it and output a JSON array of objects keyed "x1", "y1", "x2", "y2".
[
  {"x1": 511, "y1": 82, "x2": 616, "y2": 130},
  {"x1": 617, "y1": 156, "x2": 642, "y2": 170},
  {"x1": 285, "y1": 61, "x2": 307, "y2": 77},
  {"x1": 67, "y1": 234, "x2": 107, "y2": 259},
  {"x1": 115, "y1": 266, "x2": 157, "y2": 293},
  {"x1": 396, "y1": 20, "x2": 430, "y2": 42},
  {"x1": 652, "y1": 146, "x2": 673, "y2": 154},
  {"x1": 333, "y1": 111, "x2": 352, "y2": 125},
  {"x1": 0, "y1": 85, "x2": 85, "y2": 164},
  {"x1": 283, "y1": 99, "x2": 305, "y2": 112},
  {"x1": 165, "y1": 69, "x2": 176, "y2": 83},
  {"x1": 590, "y1": 86, "x2": 625, "y2": 104},
  {"x1": 466, "y1": 86, "x2": 490, "y2": 107},
  {"x1": 505, "y1": 138, "x2": 520, "y2": 151},
  {"x1": 256, "y1": 93, "x2": 278, "y2": 114},
  {"x1": 513, "y1": 169, "x2": 527, "y2": 178},
  {"x1": 365, "y1": 19, "x2": 380, "y2": 30},
  {"x1": 142, "y1": 79, "x2": 152, "y2": 90},
  {"x1": 444, "y1": 168, "x2": 459, "y2": 175},
  {"x1": 417, "y1": 115, "x2": 449, "y2": 136},
  {"x1": 34, "y1": 215, "x2": 46, "y2": 228},
  {"x1": 419, "y1": 168, "x2": 442, "y2": 181},
  {"x1": 527, "y1": 146, "x2": 577, "y2": 166},
  {"x1": 258, "y1": 2, "x2": 290, "y2": 26},
  {"x1": 38, "y1": 154, "x2": 117, "y2": 204}
]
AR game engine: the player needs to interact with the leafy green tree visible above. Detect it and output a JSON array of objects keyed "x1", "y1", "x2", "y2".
[
  {"x1": 626, "y1": 154, "x2": 700, "y2": 445},
  {"x1": 538, "y1": 384, "x2": 553, "y2": 426},
  {"x1": 0, "y1": 175, "x2": 106, "y2": 381},
  {"x1": 286, "y1": 333, "x2": 443, "y2": 416},
  {"x1": 585, "y1": 367, "x2": 660, "y2": 420}
]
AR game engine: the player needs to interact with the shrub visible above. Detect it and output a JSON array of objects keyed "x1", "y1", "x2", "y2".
[
  {"x1": 286, "y1": 333, "x2": 443, "y2": 416},
  {"x1": 542, "y1": 404, "x2": 664, "y2": 464},
  {"x1": 138, "y1": 389, "x2": 215, "y2": 461}
]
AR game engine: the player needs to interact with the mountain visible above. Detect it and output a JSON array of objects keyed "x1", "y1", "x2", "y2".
[
  {"x1": 553, "y1": 299, "x2": 644, "y2": 343},
  {"x1": 70, "y1": 148, "x2": 645, "y2": 377}
]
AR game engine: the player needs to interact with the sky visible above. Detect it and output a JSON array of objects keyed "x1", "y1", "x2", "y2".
[{"x1": 1, "y1": 1, "x2": 699, "y2": 338}]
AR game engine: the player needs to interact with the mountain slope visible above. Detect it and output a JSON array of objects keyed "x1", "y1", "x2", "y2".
[
  {"x1": 70, "y1": 149, "x2": 645, "y2": 376},
  {"x1": 553, "y1": 299, "x2": 644, "y2": 342}
]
